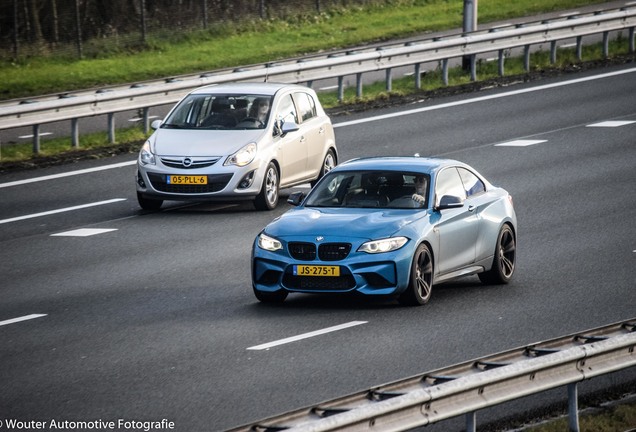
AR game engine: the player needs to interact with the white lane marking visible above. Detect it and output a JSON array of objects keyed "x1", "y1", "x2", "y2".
[
  {"x1": 0, "y1": 160, "x2": 136, "y2": 189},
  {"x1": 333, "y1": 67, "x2": 636, "y2": 128},
  {"x1": 247, "y1": 321, "x2": 368, "y2": 351},
  {"x1": 319, "y1": 85, "x2": 339, "y2": 91},
  {"x1": 0, "y1": 199, "x2": 126, "y2": 225},
  {"x1": 495, "y1": 139, "x2": 547, "y2": 147},
  {"x1": 18, "y1": 132, "x2": 53, "y2": 139},
  {"x1": 586, "y1": 120, "x2": 636, "y2": 127},
  {"x1": 51, "y1": 228, "x2": 118, "y2": 237},
  {"x1": 0, "y1": 314, "x2": 47, "y2": 327}
]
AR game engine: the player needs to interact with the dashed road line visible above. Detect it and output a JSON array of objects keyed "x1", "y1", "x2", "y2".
[
  {"x1": 586, "y1": 120, "x2": 636, "y2": 128},
  {"x1": 0, "y1": 314, "x2": 47, "y2": 327},
  {"x1": 247, "y1": 321, "x2": 368, "y2": 350},
  {"x1": 495, "y1": 139, "x2": 547, "y2": 147},
  {"x1": 51, "y1": 228, "x2": 118, "y2": 237}
]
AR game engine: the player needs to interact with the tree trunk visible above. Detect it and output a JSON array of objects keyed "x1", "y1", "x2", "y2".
[{"x1": 27, "y1": 0, "x2": 44, "y2": 45}]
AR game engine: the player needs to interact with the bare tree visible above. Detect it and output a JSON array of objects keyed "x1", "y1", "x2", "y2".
[
  {"x1": 50, "y1": 0, "x2": 59, "y2": 44},
  {"x1": 27, "y1": 0, "x2": 44, "y2": 45}
]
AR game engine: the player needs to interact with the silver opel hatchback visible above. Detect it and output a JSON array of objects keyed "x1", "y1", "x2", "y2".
[{"x1": 135, "y1": 82, "x2": 337, "y2": 210}]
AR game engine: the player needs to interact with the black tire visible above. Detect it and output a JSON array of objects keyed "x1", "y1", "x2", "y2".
[
  {"x1": 311, "y1": 149, "x2": 337, "y2": 187},
  {"x1": 399, "y1": 243, "x2": 434, "y2": 306},
  {"x1": 254, "y1": 162, "x2": 279, "y2": 210},
  {"x1": 137, "y1": 192, "x2": 163, "y2": 210},
  {"x1": 253, "y1": 286, "x2": 288, "y2": 303},
  {"x1": 478, "y1": 224, "x2": 516, "y2": 285}
]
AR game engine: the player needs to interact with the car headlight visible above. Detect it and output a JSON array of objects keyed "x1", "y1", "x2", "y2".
[
  {"x1": 139, "y1": 141, "x2": 156, "y2": 165},
  {"x1": 225, "y1": 143, "x2": 257, "y2": 167},
  {"x1": 258, "y1": 233, "x2": 283, "y2": 251},
  {"x1": 358, "y1": 236, "x2": 408, "y2": 254}
]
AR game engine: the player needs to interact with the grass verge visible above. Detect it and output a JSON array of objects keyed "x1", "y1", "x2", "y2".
[{"x1": 0, "y1": 0, "x2": 614, "y2": 100}]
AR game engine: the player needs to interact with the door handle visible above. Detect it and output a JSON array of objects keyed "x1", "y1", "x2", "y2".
[{"x1": 468, "y1": 205, "x2": 476, "y2": 212}]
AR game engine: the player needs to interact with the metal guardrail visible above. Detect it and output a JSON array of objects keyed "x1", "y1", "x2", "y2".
[
  {"x1": 227, "y1": 318, "x2": 636, "y2": 432},
  {"x1": 0, "y1": 5, "x2": 635, "y2": 152}
]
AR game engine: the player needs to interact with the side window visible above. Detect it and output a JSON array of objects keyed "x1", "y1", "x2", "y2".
[
  {"x1": 434, "y1": 167, "x2": 467, "y2": 206},
  {"x1": 458, "y1": 167, "x2": 486, "y2": 197},
  {"x1": 276, "y1": 94, "x2": 298, "y2": 125},
  {"x1": 294, "y1": 92, "x2": 317, "y2": 122}
]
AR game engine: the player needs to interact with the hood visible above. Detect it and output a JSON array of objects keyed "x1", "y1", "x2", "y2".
[
  {"x1": 152, "y1": 129, "x2": 265, "y2": 156},
  {"x1": 265, "y1": 207, "x2": 428, "y2": 240}
]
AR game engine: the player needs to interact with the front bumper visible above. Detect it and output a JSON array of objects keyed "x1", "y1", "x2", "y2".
[
  {"x1": 136, "y1": 158, "x2": 265, "y2": 200},
  {"x1": 252, "y1": 236, "x2": 414, "y2": 296}
]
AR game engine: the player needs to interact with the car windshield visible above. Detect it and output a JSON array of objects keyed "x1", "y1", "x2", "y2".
[
  {"x1": 161, "y1": 94, "x2": 273, "y2": 130},
  {"x1": 305, "y1": 170, "x2": 430, "y2": 209}
]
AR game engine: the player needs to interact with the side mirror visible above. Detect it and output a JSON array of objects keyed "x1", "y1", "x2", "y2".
[
  {"x1": 287, "y1": 191, "x2": 305, "y2": 206},
  {"x1": 279, "y1": 120, "x2": 299, "y2": 137},
  {"x1": 151, "y1": 119, "x2": 163, "y2": 130},
  {"x1": 436, "y1": 195, "x2": 464, "y2": 210}
]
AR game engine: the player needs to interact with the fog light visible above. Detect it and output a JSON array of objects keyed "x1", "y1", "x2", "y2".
[
  {"x1": 238, "y1": 171, "x2": 255, "y2": 189},
  {"x1": 136, "y1": 171, "x2": 146, "y2": 188}
]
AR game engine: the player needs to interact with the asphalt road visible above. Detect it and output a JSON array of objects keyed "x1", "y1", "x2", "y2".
[{"x1": 1, "y1": 64, "x2": 635, "y2": 431}]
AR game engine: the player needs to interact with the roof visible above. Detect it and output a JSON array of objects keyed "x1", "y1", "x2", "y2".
[
  {"x1": 189, "y1": 82, "x2": 311, "y2": 96},
  {"x1": 335, "y1": 156, "x2": 464, "y2": 174}
]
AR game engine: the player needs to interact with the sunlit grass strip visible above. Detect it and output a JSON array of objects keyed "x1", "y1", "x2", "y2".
[{"x1": 0, "y1": 0, "x2": 610, "y2": 101}]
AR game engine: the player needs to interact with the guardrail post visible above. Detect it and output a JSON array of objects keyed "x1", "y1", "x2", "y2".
[
  {"x1": 71, "y1": 118, "x2": 79, "y2": 148},
  {"x1": 630, "y1": 27, "x2": 635, "y2": 53},
  {"x1": 32, "y1": 125, "x2": 41, "y2": 154},
  {"x1": 356, "y1": 73, "x2": 363, "y2": 98},
  {"x1": 576, "y1": 36, "x2": 583, "y2": 61},
  {"x1": 524, "y1": 45, "x2": 530, "y2": 72},
  {"x1": 603, "y1": 31, "x2": 609, "y2": 58},
  {"x1": 415, "y1": 64, "x2": 422, "y2": 89},
  {"x1": 108, "y1": 113, "x2": 115, "y2": 144},
  {"x1": 142, "y1": 108, "x2": 150, "y2": 134},
  {"x1": 550, "y1": 40, "x2": 557, "y2": 64},
  {"x1": 469, "y1": 54, "x2": 477, "y2": 81},
  {"x1": 442, "y1": 59, "x2": 449, "y2": 86},
  {"x1": 386, "y1": 68, "x2": 393, "y2": 91},
  {"x1": 498, "y1": 49, "x2": 505, "y2": 76},
  {"x1": 567, "y1": 383, "x2": 580, "y2": 432},
  {"x1": 337, "y1": 76, "x2": 344, "y2": 102},
  {"x1": 465, "y1": 411, "x2": 477, "y2": 432}
]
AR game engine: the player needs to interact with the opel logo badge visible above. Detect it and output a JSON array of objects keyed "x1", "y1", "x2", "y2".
[
  {"x1": 316, "y1": 236, "x2": 324, "y2": 242},
  {"x1": 182, "y1": 157, "x2": 193, "y2": 167}
]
